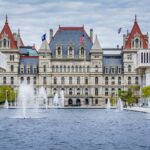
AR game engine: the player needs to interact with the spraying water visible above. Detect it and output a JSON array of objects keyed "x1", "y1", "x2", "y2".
[
  {"x1": 106, "y1": 98, "x2": 111, "y2": 109},
  {"x1": 117, "y1": 98, "x2": 123, "y2": 111},
  {"x1": 4, "y1": 99, "x2": 9, "y2": 109}
]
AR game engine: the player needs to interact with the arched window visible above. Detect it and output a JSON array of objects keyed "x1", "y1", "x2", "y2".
[
  {"x1": 75, "y1": 66, "x2": 78, "y2": 72},
  {"x1": 77, "y1": 77, "x2": 80, "y2": 84},
  {"x1": 69, "y1": 88, "x2": 72, "y2": 95},
  {"x1": 95, "y1": 99, "x2": 98, "y2": 104},
  {"x1": 43, "y1": 77, "x2": 47, "y2": 85},
  {"x1": 57, "y1": 47, "x2": 61, "y2": 55},
  {"x1": 20, "y1": 77, "x2": 24, "y2": 83},
  {"x1": 10, "y1": 65, "x2": 14, "y2": 72},
  {"x1": 69, "y1": 47, "x2": 73, "y2": 56},
  {"x1": 3, "y1": 39, "x2": 7, "y2": 48},
  {"x1": 68, "y1": 66, "x2": 70, "y2": 72},
  {"x1": 33, "y1": 77, "x2": 36, "y2": 85},
  {"x1": 95, "y1": 77, "x2": 98, "y2": 84},
  {"x1": 105, "y1": 77, "x2": 109, "y2": 85},
  {"x1": 81, "y1": 47, "x2": 84, "y2": 56},
  {"x1": 87, "y1": 66, "x2": 90, "y2": 72},
  {"x1": 79, "y1": 66, "x2": 82, "y2": 72},
  {"x1": 77, "y1": 88, "x2": 80, "y2": 95},
  {"x1": 54, "y1": 77, "x2": 57, "y2": 84},
  {"x1": 56, "y1": 66, "x2": 58, "y2": 72},
  {"x1": 105, "y1": 88, "x2": 108, "y2": 96},
  {"x1": 128, "y1": 77, "x2": 131, "y2": 85},
  {"x1": 69, "y1": 77, "x2": 72, "y2": 84},
  {"x1": 135, "y1": 77, "x2": 139, "y2": 84},
  {"x1": 128, "y1": 65, "x2": 131, "y2": 72},
  {"x1": 85, "y1": 99, "x2": 89, "y2": 105},
  {"x1": 27, "y1": 77, "x2": 30, "y2": 84},
  {"x1": 95, "y1": 65, "x2": 98, "y2": 72},
  {"x1": 64, "y1": 66, "x2": 66, "y2": 72},
  {"x1": 60, "y1": 66, "x2": 62, "y2": 72},
  {"x1": 3, "y1": 77, "x2": 6, "y2": 85},
  {"x1": 118, "y1": 77, "x2": 121, "y2": 85},
  {"x1": 111, "y1": 88, "x2": 115, "y2": 97},
  {"x1": 61, "y1": 77, "x2": 65, "y2": 84},
  {"x1": 95, "y1": 88, "x2": 98, "y2": 96},
  {"x1": 85, "y1": 77, "x2": 88, "y2": 84},
  {"x1": 72, "y1": 66, "x2": 74, "y2": 72},
  {"x1": 85, "y1": 88, "x2": 88, "y2": 95},
  {"x1": 11, "y1": 77, "x2": 14, "y2": 84},
  {"x1": 135, "y1": 38, "x2": 139, "y2": 48},
  {"x1": 43, "y1": 65, "x2": 46, "y2": 72},
  {"x1": 52, "y1": 66, "x2": 54, "y2": 72},
  {"x1": 111, "y1": 77, "x2": 115, "y2": 85}
]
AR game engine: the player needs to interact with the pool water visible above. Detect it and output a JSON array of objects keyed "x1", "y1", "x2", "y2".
[{"x1": 0, "y1": 109, "x2": 150, "y2": 150}]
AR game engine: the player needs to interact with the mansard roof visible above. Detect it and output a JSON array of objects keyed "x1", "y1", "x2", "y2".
[
  {"x1": 50, "y1": 26, "x2": 93, "y2": 56},
  {"x1": 0, "y1": 16, "x2": 24, "y2": 49},
  {"x1": 103, "y1": 54, "x2": 122, "y2": 66},
  {"x1": 124, "y1": 16, "x2": 148, "y2": 49}
]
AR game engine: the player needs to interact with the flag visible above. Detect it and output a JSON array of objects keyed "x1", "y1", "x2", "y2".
[
  {"x1": 118, "y1": 27, "x2": 122, "y2": 34},
  {"x1": 80, "y1": 34, "x2": 84, "y2": 44},
  {"x1": 42, "y1": 33, "x2": 46, "y2": 41}
]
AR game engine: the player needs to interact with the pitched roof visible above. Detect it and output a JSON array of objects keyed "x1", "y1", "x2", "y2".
[
  {"x1": 0, "y1": 17, "x2": 24, "y2": 49},
  {"x1": 125, "y1": 16, "x2": 148, "y2": 49},
  {"x1": 91, "y1": 35, "x2": 102, "y2": 52}
]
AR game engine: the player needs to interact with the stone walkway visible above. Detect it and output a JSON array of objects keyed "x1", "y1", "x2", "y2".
[{"x1": 124, "y1": 107, "x2": 150, "y2": 113}]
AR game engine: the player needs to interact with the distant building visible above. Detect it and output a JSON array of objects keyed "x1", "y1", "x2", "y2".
[{"x1": 0, "y1": 15, "x2": 149, "y2": 106}]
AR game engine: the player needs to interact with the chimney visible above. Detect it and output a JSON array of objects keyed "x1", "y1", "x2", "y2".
[
  {"x1": 117, "y1": 45, "x2": 119, "y2": 49},
  {"x1": 50, "y1": 29, "x2": 53, "y2": 42},
  {"x1": 90, "y1": 28, "x2": 93, "y2": 42}
]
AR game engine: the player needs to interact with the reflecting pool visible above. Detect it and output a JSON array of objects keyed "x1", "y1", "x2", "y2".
[{"x1": 0, "y1": 109, "x2": 150, "y2": 150}]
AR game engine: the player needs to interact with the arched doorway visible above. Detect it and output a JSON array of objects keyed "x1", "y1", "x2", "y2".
[
  {"x1": 68, "y1": 99, "x2": 73, "y2": 106},
  {"x1": 85, "y1": 99, "x2": 89, "y2": 105},
  {"x1": 76, "y1": 99, "x2": 81, "y2": 106}
]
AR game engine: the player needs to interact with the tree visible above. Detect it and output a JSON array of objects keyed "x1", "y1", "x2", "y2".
[
  {"x1": 142, "y1": 86, "x2": 150, "y2": 98},
  {"x1": 0, "y1": 86, "x2": 16, "y2": 104}
]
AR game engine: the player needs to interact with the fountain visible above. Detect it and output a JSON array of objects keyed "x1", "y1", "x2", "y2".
[
  {"x1": 17, "y1": 82, "x2": 35, "y2": 118},
  {"x1": 106, "y1": 98, "x2": 111, "y2": 109},
  {"x1": 117, "y1": 98, "x2": 123, "y2": 111},
  {"x1": 53, "y1": 90, "x2": 65, "y2": 107},
  {"x1": 38, "y1": 87, "x2": 48, "y2": 109},
  {"x1": 4, "y1": 99, "x2": 9, "y2": 109}
]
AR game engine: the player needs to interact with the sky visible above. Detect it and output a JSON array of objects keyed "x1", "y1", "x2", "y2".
[{"x1": 0, "y1": 0, "x2": 150, "y2": 50}]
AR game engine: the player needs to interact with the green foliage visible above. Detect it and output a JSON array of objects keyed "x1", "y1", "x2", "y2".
[
  {"x1": 118, "y1": 85, "x2": 140, "y2": 106},
  {"x1": 142, "y1": 86, "x2": 150, "y2": 98},
  {"x1": 0, "y1": 86, "x2": 16, "y2": 104}
]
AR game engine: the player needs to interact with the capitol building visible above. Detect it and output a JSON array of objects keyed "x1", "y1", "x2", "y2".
[{"x1": 0, "y1": 15, "x2": 149, "y2": 107}]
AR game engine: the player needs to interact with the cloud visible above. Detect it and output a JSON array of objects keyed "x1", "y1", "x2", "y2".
[{"x1": 0, "y1": 0, "x2": 150, "y2": 49}]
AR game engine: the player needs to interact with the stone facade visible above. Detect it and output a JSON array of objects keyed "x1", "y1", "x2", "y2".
[{"x1": 0, "y1": 16, "x2": 149, "y2": 106}]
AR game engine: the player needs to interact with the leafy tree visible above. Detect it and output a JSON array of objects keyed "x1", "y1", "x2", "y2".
[
  {"x1": 0, "y1": 86, "x2": 16, "y2": 104},
  {"x1": 142, "y1": 86, "x2": 150, "y2": 98}
]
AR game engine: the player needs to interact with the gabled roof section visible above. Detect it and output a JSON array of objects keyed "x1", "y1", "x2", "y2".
[
  {"x1": 0, "y1": 16, "x2": 24, "y2": 49},
  {"x1": 0, "y1": 16, "x2": 17, "y2": 49},
  {"x1": 91, "y1": 35, "x2": 102, "y2": 52},
  {"x1": 124, "y1": 15, "x2": 148, "y2": 49}
]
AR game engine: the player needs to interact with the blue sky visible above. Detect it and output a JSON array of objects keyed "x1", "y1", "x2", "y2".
[{"x1": 0, "y1": 0, "x2": 149, "y2": 49}]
